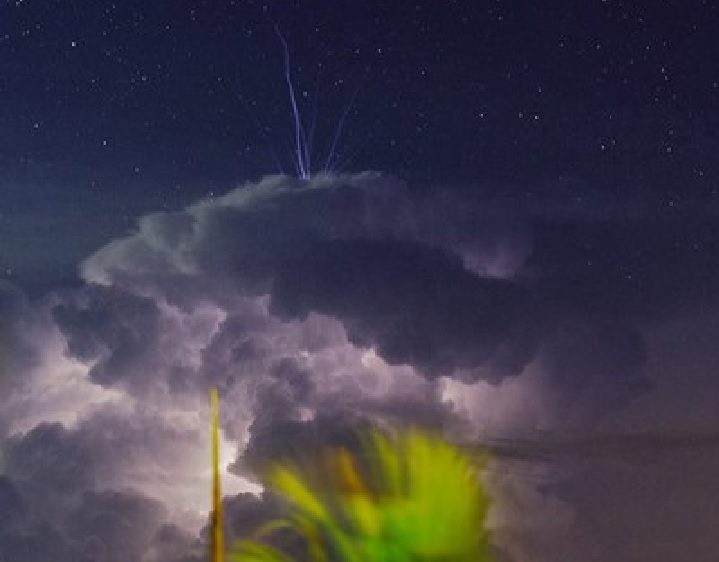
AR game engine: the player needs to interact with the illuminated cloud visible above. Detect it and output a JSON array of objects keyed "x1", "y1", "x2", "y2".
[{"x1": 4, "y1": 173, "x2": 719, "y2": 561}]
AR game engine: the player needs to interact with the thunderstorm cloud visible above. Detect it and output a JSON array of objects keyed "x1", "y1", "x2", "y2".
[{"x1": 1, "y1": 173, "x2": 719, "y2": 561}]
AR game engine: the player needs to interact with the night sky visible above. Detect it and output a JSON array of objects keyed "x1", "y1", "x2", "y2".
[{"x1": 1, "y1": 1, "x2": 719, "y2": 561}]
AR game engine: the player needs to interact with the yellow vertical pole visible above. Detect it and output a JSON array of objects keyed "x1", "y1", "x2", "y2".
[{"x1": 210, "y1": 386, "x2": 224, "y2": 562}]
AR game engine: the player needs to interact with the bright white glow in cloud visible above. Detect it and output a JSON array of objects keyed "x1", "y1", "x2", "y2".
[{"x1": 4, "y1": 314, "x2": 125, "y2": 434}]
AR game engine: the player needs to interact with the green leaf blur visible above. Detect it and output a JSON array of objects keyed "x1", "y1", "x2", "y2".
[{"x1": 229, "y1": 428, "x2": 494, "y2": 562}]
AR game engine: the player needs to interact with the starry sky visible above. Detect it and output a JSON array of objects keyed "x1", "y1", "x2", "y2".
[{"x1": 1, "y1": 1, "x2": 719, "y2": 561}]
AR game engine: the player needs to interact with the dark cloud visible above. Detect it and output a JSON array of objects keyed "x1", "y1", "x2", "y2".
[
  {"x1": 0, "y1": 475, "x2": 23, "y2": 530},
  {"x1": 4, "y1": 413, "x2": 175, "y2": 502},
  {"x1": 76, "y1": 175, "x2": 542, "y2": 384},
  {"x1": 4, "y1": 173, "x2": 718, "y2": 561},
  {"x1": 0, "y1": 475, "x2": 172, "y2": 562},
  {"x1": 236, "y1": 413, "x2": 370, "y2": 477},
  {"x1": 66, "y1": 489, "x2": 166, "y2": 562},
  {"x1": 270, "y1": 237, "x2": 537, "y2": 378},
  {"x1": 249, "y1": 358, "x2": 315, "y2": 431},
  {"x1": 4, "y1": 423, "x2": 100, "y2": 521},
  {"x1": 52, "y1": 285, "x2": 164, "y2": 391},
  {"x1": 198, "y1": 307, "x2": 304, "y2": 396},
  {"x1": 147, "y1": 523, "x2": 203, "y2": 562},
  {"x1": 0, "y1": 407, "x2": 207, "y2": 562},
  {"x1": 73, "y1": 175, "x2": 666, "y2": 423},
  {"x1": 222, "y1": 492, "x2": 278, "y2": 539},
  {"x1": 0, "y1": 522, "x2": 76, "y2": 562}
]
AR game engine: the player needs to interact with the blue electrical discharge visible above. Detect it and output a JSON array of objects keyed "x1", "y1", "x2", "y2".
[{"x1": 274, "y1": 25, "x2": 311, "y2": 179}]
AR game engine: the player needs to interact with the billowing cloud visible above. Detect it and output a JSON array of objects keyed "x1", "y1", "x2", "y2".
[
  {"x1": 2, "y1": 173, "x2": 718, "y2": 561},
  {"x1": 77, "y1": 173, "x2": 539, "y2": 380}
]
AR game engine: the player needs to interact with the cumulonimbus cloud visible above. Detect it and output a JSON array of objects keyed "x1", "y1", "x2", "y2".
[{"x1": 4, "y1": 172, "x2": 719, "y2": 561}]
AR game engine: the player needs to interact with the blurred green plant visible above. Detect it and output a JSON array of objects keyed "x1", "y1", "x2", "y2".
[{"x1": 228, "y1": 428, "x2": 493, "y2": 562}]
